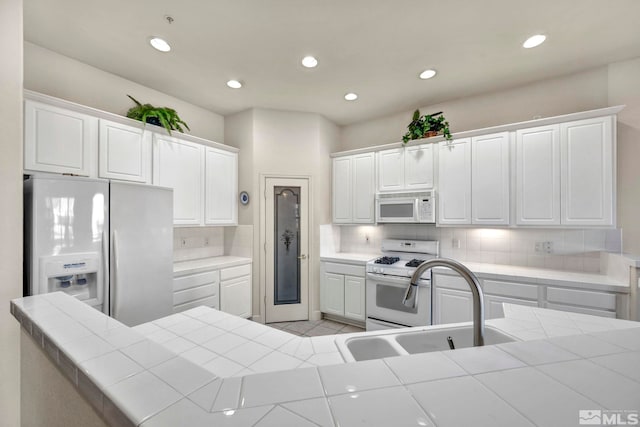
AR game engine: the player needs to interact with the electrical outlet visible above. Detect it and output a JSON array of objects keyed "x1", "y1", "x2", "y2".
[
  {"x1": 534, "y1": 241, "x2": 553, "y2": 254},
  {"x1": 365, "y1": 234, "x2": 370, "y2": 243},
  {"x1": 204, "y1": 237, "x2": 209, "y2": 246},
  {"x1": 452, "y1": 238, "x2": 460, "y2": 249},
  {"x1": 181, "y1": 238, "x2": 187, "y2": 248}
]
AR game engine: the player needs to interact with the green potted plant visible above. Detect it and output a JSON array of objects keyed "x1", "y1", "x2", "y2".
[
  {"x1": 125, "y1": 95, "x2": 190, "y2": 135},
  {"x1": 401, "y1": 109, "x2": 452, "y2": 144}
]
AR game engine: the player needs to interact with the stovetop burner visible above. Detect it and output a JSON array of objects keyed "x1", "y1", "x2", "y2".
[
  {"x1": 405, "y1": 259, "x2": 426, "y2": 267},
  {"x1": 374, "y1": 256, "x2": 400, "y2": 265}
]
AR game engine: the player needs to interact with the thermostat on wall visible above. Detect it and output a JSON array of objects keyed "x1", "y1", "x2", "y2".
[{"x1": 239, "y1": 191, "x2": 250, "y2": 205}]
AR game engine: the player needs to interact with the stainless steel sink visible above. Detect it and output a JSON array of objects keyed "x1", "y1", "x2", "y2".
[{"x1": 337, "y1": 325, "x2": 517, "y2": 362}]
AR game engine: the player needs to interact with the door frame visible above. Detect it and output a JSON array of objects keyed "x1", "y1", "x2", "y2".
[{"x1": 259, "y1": 174, "x2": 314, "y2": 323}]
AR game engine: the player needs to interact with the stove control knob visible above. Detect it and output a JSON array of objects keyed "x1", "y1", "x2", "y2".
[
  {"x1": 378, "y1": 267, "x2": 384, "y2": 274},
  {"x1": 406, "y1": 271, "x2": 412, "y2": 277}
]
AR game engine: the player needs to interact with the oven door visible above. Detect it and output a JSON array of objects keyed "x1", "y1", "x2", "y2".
[
  {"x1": 376, "y1": 198, "x2": 418, "y2": 223},
  {"x1": 366, "y1": 273, "x2": 431, "y2": 328}
]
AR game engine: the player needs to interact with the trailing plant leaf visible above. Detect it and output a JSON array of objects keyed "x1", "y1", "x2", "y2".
[
  {"x1": 125, "y1": 95, "x2": 190, "y2": 135},
  {"x1": 401, "y1": 109, "x2": 452, "y2": 144}
]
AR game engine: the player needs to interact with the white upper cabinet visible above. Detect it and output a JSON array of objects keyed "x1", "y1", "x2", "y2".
[
  {"x1": 516, "y1": 116, "x2": 614, "y2": 227},
  {"x1": 377, "y1": 148, "x2": 405, "y2": 192},
  {"x1": 332, "y1": 153, "x2": 375, "y2": 224},
  {"x1": 377, "y1": 144, "x2": 434, "y2": 192},
  {"x1": 153, "y1": 135, "x2": 204, "y2": 226},
  {"x1": 24, "y1": 100, "x2": 97, "y2": 176},
  {"x1": 98, "y1": 120, "x2": 151, "y2": 183},
  {"x1": 516, "y1": 124, "x2": 561, "y2": 226},
  {"x1": 471, "y1": 132, "x2": 510, "y2": 225},
  {"x1": 560, "y1": 116, "x2": 613, "y2": 226},
  {"x1": 438, "y1": 139, "x2": 471, "y2": 225},
  {"x1": 332, "y1": 157, "x2": 352, "y2": 223},
  {"x1": 204, "y1": 147, "x2": 238, "y2": 225},
  {"x1": 352, "y1": 153, "x2": 376, "y2": 223},
  {"x1": 405, "y1": 144, "x2": 435, "y2": 190}
]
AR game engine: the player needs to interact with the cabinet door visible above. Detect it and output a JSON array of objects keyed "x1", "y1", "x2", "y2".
[
  {"x1": 98, "y1": 120, "x2": 151, "y2": 183},
  {"x1": 484, "y1": 295, "x2": 537, "y2": 320},
  {"x1": 220, "y1": 275, "x2": 252, "y2": 318},
  {"x1": 344, "y1": 275, "x2": 365, "y2": 321},
  {"x1": 24, "y1": 100, "x2": 97, "y2": 176},
  {"x1": 560, "y1": 116, "x2": 614, "y2": 226},
  {"x1": 437, "y1": 139, "x2": 471, "y2": 225},
  {"x1": 516, "y1": 125, "x2": 560, "y2": 225},
  {"x1": 352, "y1": 153, "x2": 375, "y2": 223},
  {"x1": 332, "y1": 157, "x2": 352, "y2": 223},
  {"x1": 153, "y1": 135, "x2": 204, "y2": 225},
  {"x1": 433, "y1": 287, "x2": 473, "y2": 325},
  {"x1": 205, "y1": 147, "x2": 238, "y2": 225},
  {"x1": 405, "y1": 144, "x2": 434, "y2": 190},
  {"x1": 377, "y1": 148, "x2": 404, "y2": 192},
  {"x1": 320, "y1": 272, "x2": 344, "y2": 316},
  {"x1": 472, "y1": 132, "x2": 510, "y2": 225}
]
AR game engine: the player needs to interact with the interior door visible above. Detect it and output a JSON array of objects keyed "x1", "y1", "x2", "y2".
[{"x1": 265, "y1": 178, "x2": 309, "y2": 322}]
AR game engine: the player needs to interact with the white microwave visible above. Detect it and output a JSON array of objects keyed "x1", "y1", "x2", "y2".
[{"x1": 375, "y1": 191, "x2": 435, "y2": 223}]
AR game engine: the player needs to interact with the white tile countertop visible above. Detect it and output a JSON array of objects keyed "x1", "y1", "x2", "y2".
[
  {"x1": 173, "y1": 256, "x2": 252, "y2": 276},
  {"x1": 436, "y1": 262, "x2": 629, "y2": 293},
  {"x1": 319, "y1": 252, "x2": 379, "y2": 265},
  {"x1": 11, "y1": 293, "x2": 640, "y2": 427}
]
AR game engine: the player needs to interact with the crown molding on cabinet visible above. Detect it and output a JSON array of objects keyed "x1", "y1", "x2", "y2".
[
  {"x1": 23, "y1": 89, "x2": 238, "y2": 153},
  {"x1": 330, "y1": 105, "x2": 625, "y2": 158}
]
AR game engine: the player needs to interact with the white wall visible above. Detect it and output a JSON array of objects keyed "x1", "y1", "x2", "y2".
[
  {"x1": 0, "y1": 0, "x2": 23, "y2": 425},
  {"x1": 24, "y1": 42, "x2": 225, "y2": 142},
  {"x1": 608, "y1": 57, "x2": 640, "y2": 255},
  {"x1": 340, "y1": 67, "x2": 609, "y2": 149},
  {"x1": 225, "y1": 108, "x2": 339, "y2": 322}
]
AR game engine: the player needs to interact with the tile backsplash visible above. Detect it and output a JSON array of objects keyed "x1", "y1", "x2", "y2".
[
  {"x1": 173, "y1": 227, "x2": 224, "y2": 261},
  {"x1": 333, "y1": 224, "x2": 623, "y2": 274},
  {"x1": 173, "y1": 226, "x2": 254, "y2": 262}
]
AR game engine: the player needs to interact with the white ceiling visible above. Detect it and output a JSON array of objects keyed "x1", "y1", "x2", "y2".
[{"x1": 24, "y1": 0, "x2": 640, "y2": 126}]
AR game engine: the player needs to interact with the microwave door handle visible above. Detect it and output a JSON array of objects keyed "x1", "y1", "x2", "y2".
[{"x1": 414, "y1": 198, "x2": 420, "y2": 221}]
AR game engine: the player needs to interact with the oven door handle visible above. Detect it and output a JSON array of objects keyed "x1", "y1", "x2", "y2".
[{"x1": 366, "y1": 273, "x2": 430, "y2": 286}]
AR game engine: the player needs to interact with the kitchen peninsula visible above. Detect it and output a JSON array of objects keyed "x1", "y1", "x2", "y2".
[{"x1": 13, "y1": 292, "x2": 640, "y2": 426}]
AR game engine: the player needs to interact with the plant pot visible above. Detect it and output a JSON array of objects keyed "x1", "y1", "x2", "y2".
[
  {"x1": 146, "y1": 117, "x2": 162, "y2": 127},
  {"x1": 423, "y1": 130, "x2": 439, "y2": 138}
]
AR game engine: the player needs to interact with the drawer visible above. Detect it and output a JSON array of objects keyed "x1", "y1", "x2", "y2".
[
  {"x1": 546, "y1": 287, "x2": 616, "y2": 310},
  {"x1": 174, "y1": 271, "x2": 219, "y2": 292},
  {"x1": 220, "y1": 264, "x2": 251, "y2": 281},
  {"x1": 545, "y1": 303, "x2": 616, "y2": 318},
  {"x1": 174, "y1": 295, "x2": 219, "y2": 313},
  {"x1": 174, "y1": 283, "x2": 218, "y2": 305},
  {"x1": 483, "y1": 280, "x2": 538, "y2": 300},
  {"x1": 323, "y1": 262, "x2": 365, "y2": 277},
  {"x1": 433, "y1": 273, "x2": 468, "y2": 291}
]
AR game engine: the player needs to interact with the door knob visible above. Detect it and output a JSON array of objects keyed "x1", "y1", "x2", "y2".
[{"x1": 298, "y1": 254, "x2": 307, "y2": 260}]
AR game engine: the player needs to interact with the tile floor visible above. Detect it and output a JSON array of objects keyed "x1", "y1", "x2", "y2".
[{"x1": 266, "y1": 319, "x2": 364, "y2": 337}]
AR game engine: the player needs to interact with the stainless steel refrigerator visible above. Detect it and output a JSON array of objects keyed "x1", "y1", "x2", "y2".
[{"x1": 24, "y1": 174, "x2": 174, "y2": 326}]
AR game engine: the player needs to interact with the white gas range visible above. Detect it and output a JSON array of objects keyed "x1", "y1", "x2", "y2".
[{"x1": 365, "y1": 239, "x2": 439, "y2": 331}]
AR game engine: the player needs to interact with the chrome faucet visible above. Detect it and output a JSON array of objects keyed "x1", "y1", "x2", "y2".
[{"x1": 402, "y1": 258, "x2": 485, "y2": 347}]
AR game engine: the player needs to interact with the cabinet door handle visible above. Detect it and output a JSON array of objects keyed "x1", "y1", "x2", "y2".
[{"x1": 298, "y1": 254, "x2": 307, "y2": 260}]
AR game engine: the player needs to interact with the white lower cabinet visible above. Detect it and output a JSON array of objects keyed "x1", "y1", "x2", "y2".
[
  {"x1": 173, "y1": 270, "x2": 220, "y2": 313},
  {"x1": 432, "y1": 272, "x2": 623, "y2": 324},
  {"x1": 220, "y1": 264, "x2": 252, "y2": 318},
  {"x1": 320, "y1": 262, "x2": 366, "y2": 322}
]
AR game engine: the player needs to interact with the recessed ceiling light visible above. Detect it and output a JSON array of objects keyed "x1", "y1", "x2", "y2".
[
  {"x1": 419, "y1": 69, "x2": 437, "y2": 80},
  {"x1": 149, "y1": 37, "x2": 171, "y2": 52},
  {"x1": 226, "y1": 80, "x2": 242, "y2": 89},
  {"x1": 344, "y1": 93, "x2": 358, "y2": 101},
  {"x1": 301, "y1": 56, "x2": 318, "y2": 68},
  {"x1": 523, "y1": 34, "x2": 546, "y2": 49}
]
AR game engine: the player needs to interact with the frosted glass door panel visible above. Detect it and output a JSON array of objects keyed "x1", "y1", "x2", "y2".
[{"x1": 274, "y1": 186, "x2": 301, "y2": 305}]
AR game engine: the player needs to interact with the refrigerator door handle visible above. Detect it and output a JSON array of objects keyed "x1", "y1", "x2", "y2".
[
  {"x1": 112, "y1": 230, "x2": 121, "y2": 318},
  {"x1": 102, "y1": 230, "x2": 109, "y2": 315}
]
